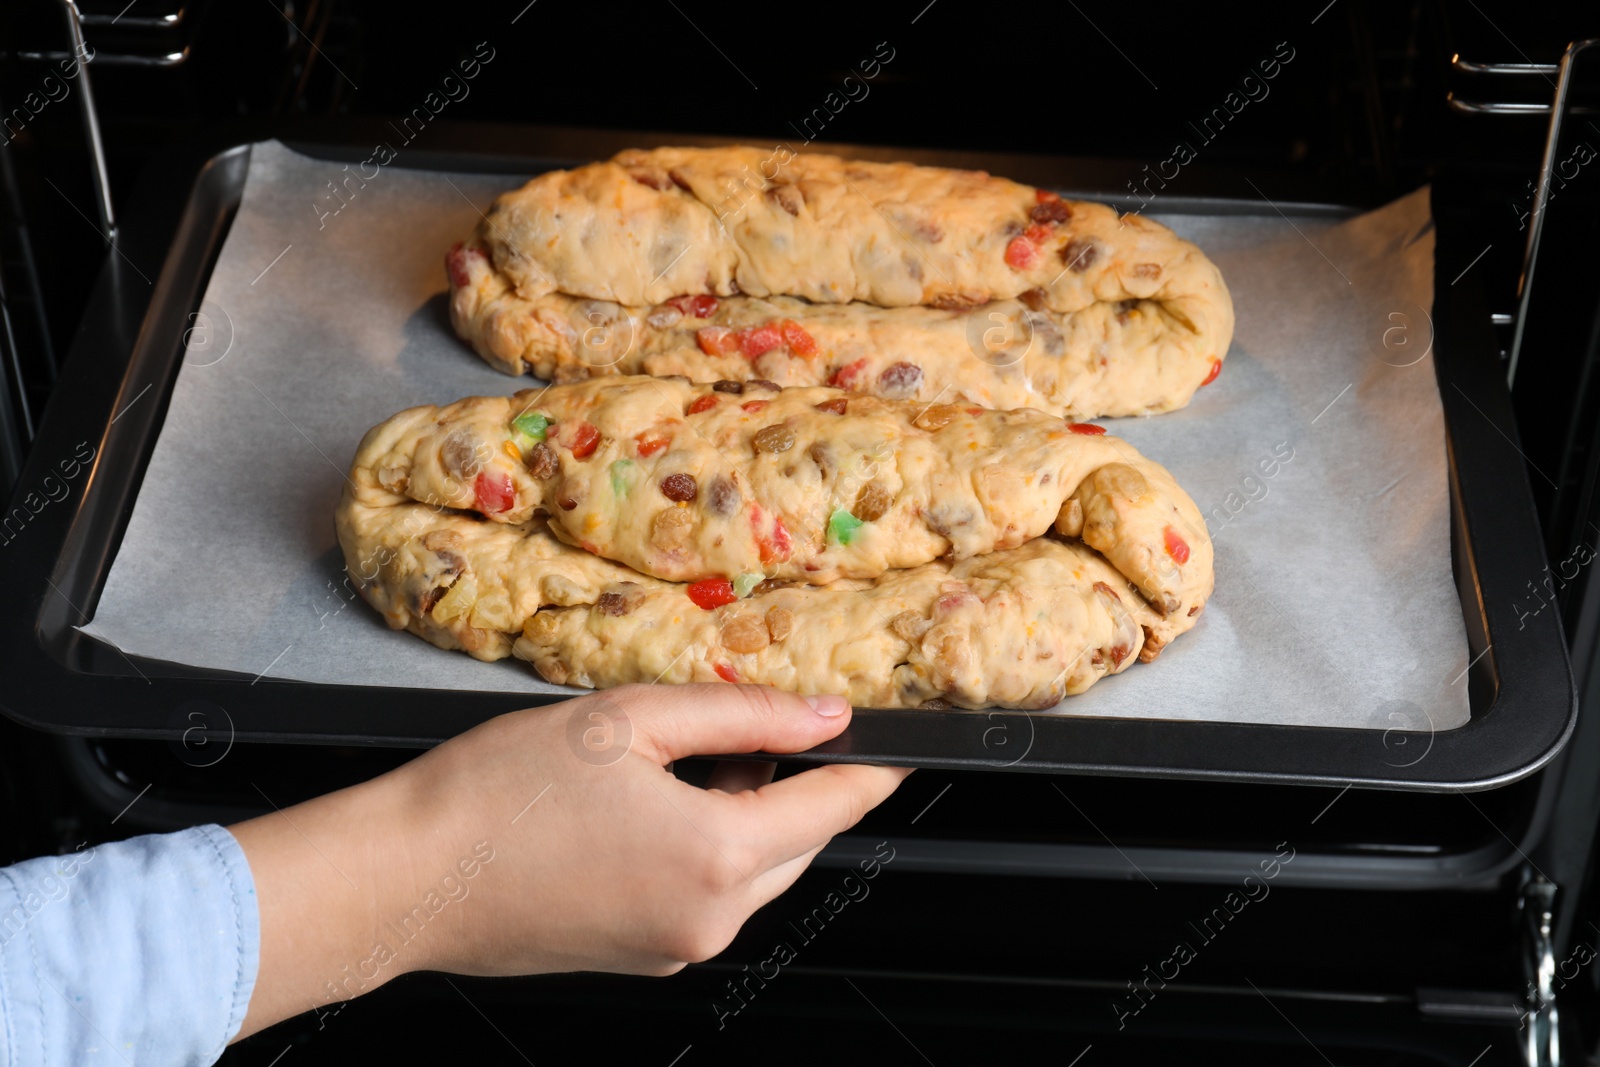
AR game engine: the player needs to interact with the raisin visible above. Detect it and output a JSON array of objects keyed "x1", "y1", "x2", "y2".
[
  {"x1": 765, "y1": 607, "x2": 793, "y2": 642},
  {"x1": 645, "y1": 306, "x2": 682, "y2": 329},
  {"x1": 927, "y1": 503, "x2": 976, "y2": 540},
  {"x1": 1031, "y1": 199, "x2": 1071, "y2": 224},
  {"x1": 526, "y1": 442, "x2": 558, "y2": 479},
  {"x1": 891, "y1": 610, "x2": 929, "y2": 642},
  {"x1": 809, "y1": 441, "x2": 834, "y2": 475},
  {"x1": 440, "y1": 429, "x2": 484, "y2": 480},
  {"x1": 660, "y1": 472, "x2": 698, "y2": 502},
  {"x1": 1094, "y1": 463, "x2": 1151, "y2": 503},
  {"x1": 931, "y1": 632, "x2": 965, "y2": 676},
  {"x1": 421, "y1": 530, "x2": 462, "y2": 552},
  {"x1": 631, "y1": 169, "x2": 672, "y2": 190},
  {"x1": 557, "y1": 494, "x2": 578, "y2": 511},
  {"x1": 877, "y1": 362, "x2": 923, "y2": 399},
  {"x1": 752, "y1": 425, "x2": 796, "y2": 454},
  {"x1": 854, "y1": 481, "x2": 891, "y2": 522},
  {"x1": 707, "y1": 475, "x2": 741, "y2": 516},
  {"x1": 721, "y1": 614, "x2": 771, "y2": 654},
  {"x1": 913, "y1": 404, "x2": 964, "y2": 431},
  {"x1": 747, "y1": 379, "x2": 781, "y2": 392},
  {"x1": 931, "y1": 292, "x2": 985, "y2": 310},
  {"x1": 815, "y1": 398, "x2": 848, "y2": 415},
  {"x1": 754, "y1": 578, "x2": 794, "y2": 595},
  {"x1": 766, "y1": 184, "x2": 803, "y2": 216},
  {"x1": 651, "y1": 506, "x2": 693, "y2": 549},
  {"x1": 712, "y1": 380, "x2": 745, "y2": 394},
  {"x1": 1018, "y1": 287, "x2": 1049, "y2": 312},
  {"x1": 595, "y1": 591, "x2": 630, "y2": 617},
  {"x1": 1061, "y1": 237, "x2": 1097, "y2": 273},
  {"x1": 918, "y1": 697, "x2": 953, "y2": 710}
]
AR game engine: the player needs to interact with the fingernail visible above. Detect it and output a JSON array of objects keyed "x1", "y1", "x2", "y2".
[{"x1": 806, "y1": 694, "x2": 849, "y2": 717}]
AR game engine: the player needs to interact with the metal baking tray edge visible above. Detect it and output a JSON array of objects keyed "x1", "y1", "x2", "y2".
[{"x1": 0, "y1": 127, "x2": 1576, "y2": 792}]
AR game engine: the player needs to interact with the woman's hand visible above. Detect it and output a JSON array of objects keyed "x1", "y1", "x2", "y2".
[{"x1": 229, "y1": 684, "x2": 910, "y2": 1039}]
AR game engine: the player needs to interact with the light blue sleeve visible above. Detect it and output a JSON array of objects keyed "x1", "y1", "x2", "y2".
[{"x1": 0, "y1": 824, "x2": 260, "y2": 1067}]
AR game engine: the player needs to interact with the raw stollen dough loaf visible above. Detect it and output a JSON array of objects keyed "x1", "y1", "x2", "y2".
[
  {"x1": 449, "y1": 146, "x2": 1233, "y2": 418},
  {"x1": 352, "y1": 376, "x2": 1212, "y2": 622},
  {"x1": 517, "y1": 536, "x2": 1182, "y2": 710},
  {"x1": 448, "y1": 262, "x2": 1229, "y2": 419},
  {"x1": 473, "y1": 145, "x2": 1231, "y2": 316},
  {"x1": 336, "y1": 478, "x2": 1195, "y2": 709}
]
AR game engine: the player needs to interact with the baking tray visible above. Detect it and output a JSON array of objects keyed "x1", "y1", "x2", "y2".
[{"x1": 0, "y1": 124, "x2": 1575, "y2": 791}]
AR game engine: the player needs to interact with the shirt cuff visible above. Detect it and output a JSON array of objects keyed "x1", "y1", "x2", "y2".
[{"x1": 0, "y1": 823, "x2": 260, "y2": 1067}]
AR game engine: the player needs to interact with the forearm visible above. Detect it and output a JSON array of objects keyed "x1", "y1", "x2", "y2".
[{"x1": 230, "y1": 771, "x2": 433, "y2": 1040}]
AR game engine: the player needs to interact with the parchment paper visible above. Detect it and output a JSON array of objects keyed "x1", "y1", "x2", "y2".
[{"x1": 81, "y1": 141, "x2": 1467, "y2": 732}]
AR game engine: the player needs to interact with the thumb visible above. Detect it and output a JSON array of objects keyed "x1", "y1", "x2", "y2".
[{"x1": 602, "y1": 683, "x2": 851, "y2": 765}]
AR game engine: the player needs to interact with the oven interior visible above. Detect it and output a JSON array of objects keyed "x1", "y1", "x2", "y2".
[{"x1": 4, "y1": 1, "x2": 1600, "y2": 1063}]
